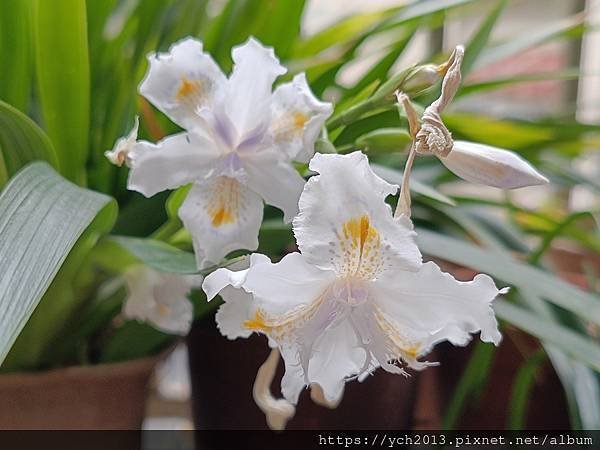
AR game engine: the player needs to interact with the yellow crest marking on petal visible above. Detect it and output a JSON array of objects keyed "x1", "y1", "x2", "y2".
[
  {"x1": 244, "y1": 294, "x2": 326, "y2": 342},
  {"x1": 205, "y1": 177, "x2": 239, "y2": 228},
  {"x1": 211, "y1": 207, "x2": 236, "y2": 227},
  {"x1": 176, "y1": 77, "x2": 203, "y2": 101},
  {"x1": 374, "y1": 306, "x2": 421, "y2": 363},
  {"x1": 338, "y1": 215, "x2": 383, "y2": 279},
  {"x1": 271, "y1": 111, "x2": 310, "y2": 143},
  {"x1": 244, "y1": 310, "x2": 270, "y2": 332},
  {"x1": 293, "y1": 111, "x2": 308, "y2": 130},
  {"x1": 156, "y1": 303, "x2": 172, "y2": 317}
]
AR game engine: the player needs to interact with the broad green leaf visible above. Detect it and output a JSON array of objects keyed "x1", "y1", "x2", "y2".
[
  {"x1": 0, "y1": 162, "x2": 116, "y2": 367},
  {"x1": 461, "y1": 0, "x2": 507, "y2": 76},
  {"x1": 0, "y1": 100, "x2": 58, "y2": 187},
  {"x1": 372, "y1": 163, "x2": 456, "y2": 206},
  {"x1": 33, "y1": 0, "x2": 90, "y2": 184},
  {"x1": 0, "y1": 0, "x2": 31, "y2": 111},
  {"x1": 506, "y1": 350, "x2": 546, "y2": 429},
  {"x1": 416, "y1": 228, "x2": 600, "y2": 327},
  {"x1": 107, "y1": 235, "x2": 197, "y2": 274}
]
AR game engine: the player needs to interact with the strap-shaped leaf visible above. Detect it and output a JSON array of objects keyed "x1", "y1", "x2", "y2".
[
  {"x1": 0, "y1": 162, "x2": 116, "y2": 365},
  {"x1": 0, "y1": 100, "x2": 58, "y2": 187},
  {"x1": 33, "y1": 0, "x2": 90, "y2": 184}
]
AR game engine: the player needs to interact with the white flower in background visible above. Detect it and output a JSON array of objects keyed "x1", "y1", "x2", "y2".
[
  {"x1": 123, "y1": 265, "x2": 200, "y2": 335},
  {"x1": 104, "y1": 116, "x2": 139, "y2": 167},
  {"x1": 107, "y1": 37, "x2": 332, "y2": 269},
  {"x1": 410, "y1": 45, "x2": 548, "y2": 189},
  {"x1": 203, "y1": 151, "x2": 506, "y2": 405}
]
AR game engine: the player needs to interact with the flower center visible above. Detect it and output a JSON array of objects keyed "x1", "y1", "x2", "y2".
[
  {"x1": 271, "y1": 110, "x2": 309, "y2": 143},
  {"x1": 176, "y1": 77, "x2": 204, "y2": 106},
  {"x1": 336, "y1": 215, "x2": 384, "y2": 280},
  {"x1": 205, "y1": 176, "x2": 239, "y2": 227}
]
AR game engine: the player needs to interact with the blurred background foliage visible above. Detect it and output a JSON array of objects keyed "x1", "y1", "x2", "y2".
[{"x1": 0, "y1": 0, "x2": 599, "y2": 430}]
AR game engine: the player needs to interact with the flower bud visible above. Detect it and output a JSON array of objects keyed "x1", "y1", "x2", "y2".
[
  {"x1": 401, "y1": 64, "x2": 441, "y2": 95},
  {"x1": 440, "y1": 141, "x2": 550, "y2": 189}
]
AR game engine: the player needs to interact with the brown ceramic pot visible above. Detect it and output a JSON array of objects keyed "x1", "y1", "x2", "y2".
[
  {"x1": 0, "y1": 356, "x2": 158, "y2": 430},
  {"x1": 187, "y1": 315, "x2": 427, "y2": 430}
]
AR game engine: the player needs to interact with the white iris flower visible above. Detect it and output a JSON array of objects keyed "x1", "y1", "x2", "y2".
[
  {"x1": 203, "y1": 151, "x2": 507, "y2": 405},
  {"x1": 123, "y1": 265, "x2": 200, "y2": 335},
  {"x1": 108, "y1": 37, "x2": 332, "y2": 268}
]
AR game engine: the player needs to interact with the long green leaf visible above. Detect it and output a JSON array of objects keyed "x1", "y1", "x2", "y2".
[
  {"x1": 0, "y1": 0, "x2": 32, "y2": 111},
  {"x1": 0, "y1": 162, "x2": 116, "y2": 366},
  {"x1": 458, "y1": 69, "x2": 580, "y2": 98},
  {"x1": 506, "y1": 350, "x2": 546, "y2": 429},
  {"x1": 461, "y1": 0, "x2": 507, "y2": 75},
  {"x1": 516, "y1": 288, "x2": 600, "y2": 429},
  {"x1": 474, "y1": 14, "x2": 585, "y2": 70},
  {"x1": 0, "y1": 100, "x2": 58, "y2": 186},
  {"x1": 33, "y1": 0, "x2": 90, "y2": 184},
  {"x1": 494, "y1": 300, "x2": 600, "y2": 372},
  {"x1": 443, "y1": 341, "x2": 496, "y2": 430}
]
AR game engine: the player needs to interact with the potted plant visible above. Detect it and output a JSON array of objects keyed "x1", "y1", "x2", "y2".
[{"x1": 1, "y1": 0, "x2": 598, "y2": 434}]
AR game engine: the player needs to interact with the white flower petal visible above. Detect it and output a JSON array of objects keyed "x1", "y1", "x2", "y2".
[
  {"x1": 280, "y1": 321, "x2": 365, "y2": 404},
  {"x1": 215, "y1": 286, "x2": 256, "y2": 340},
  {"x1": 105, "y1": 116, "x2": 139, "y2": 167},
  {"x1": 441, "y1": 140, "x2": 549, "y2": 189},
  {"x1": 127, "y1": 130, "x2": 221, "y2": 197},
  {"x1": 202, "y1": 253, "x2": 273, "y2": 341},
  {"x1": 224, "y1": 37, "x2": 286, "y2": 138},
  {"x1": 202, "y1": 254, "x2": 269, "y2": 300},
  {"x1": 178, "y1": 177, "x2": 263, "y2": 269},
  {"x1": 270, "y1": 73, "x2": 333, "y2": 163},
  {"x1": 139, "y1": 38, "x2": 226, "y2": 130},
  {"x1": 123, "y1": 266, "x2": 197, "y2": 335},
  {"x1": 372, "y1": 261, "x2": 504, "y2": 347},
  {"x1": 243, "y1": 252, "x2": 336, "y2": 317},
  {"x1": 242, "y1": 151, "x2": 306, "y2": 223},
  {"x1": 293, "y1": 151, "x2": 422, "y2": 274}
]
